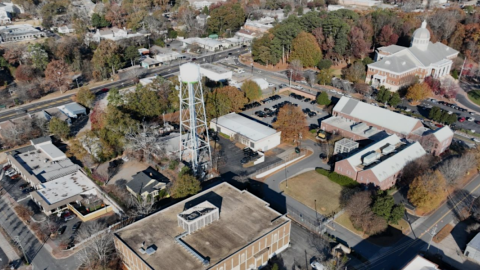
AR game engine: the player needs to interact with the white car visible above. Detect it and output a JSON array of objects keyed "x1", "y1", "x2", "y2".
[
  {"x1": 472, "y1": 138, "x2": 480, "y2": 143},
  {"x1": 470, "y1": 112, "x2": 475, "y2": 115},
  {"x1": 448, "y1": 111, "x2": 453, "y2": 115},
  {"x1": 311, "y1": 261, "x2": 325, "y2": 270},
  {"x1": 268, "y1": 83, "x2": 275, "y2": 87},
  {"x1": 6, "y1": 170, "x2": 16, "y2": 177},
  {"x1": 468, "y1": 117, "x2": 475, "y2": 122}
]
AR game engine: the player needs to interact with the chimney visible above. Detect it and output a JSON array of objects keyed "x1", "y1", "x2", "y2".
[{"x1": 150, "y1": 172, "x2": 153, "y2": 177}]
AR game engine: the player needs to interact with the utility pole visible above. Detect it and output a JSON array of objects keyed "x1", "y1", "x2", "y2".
[
  {"x1": 427, "y1": 224, "x2": 438, "y2": 250},
  {"x1": 284, "y1": 159, "x2": 288, "y2": 189},
  {"x1": 14, "y1": 236, "x2": 28, "y2": 264},
  {"x1": 459, "y1": 57, "x2": 467, "y2": 81}
]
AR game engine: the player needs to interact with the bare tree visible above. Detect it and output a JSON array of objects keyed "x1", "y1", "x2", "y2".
[
  {"x1": 123, "y1": 67, "x2": 147, "y2": 81},
  {"x1": 125, "y1": 124, "x2": 166, "y2": 163},
  {"x1": 76, "y1": 221, "x2": 116, "y2": 270},
  {"x1": 127, "y1": 193, "x2": 156, "y2": 217},
  {"x1": 308, "y1": 234, "x2": 331, "y2": 262},
  {"x1": 438, "y1": 152, "x2": 476, "y2": 186},
  {"x1": 306, "y1": 72, "x2": 316, "y2": 87}
]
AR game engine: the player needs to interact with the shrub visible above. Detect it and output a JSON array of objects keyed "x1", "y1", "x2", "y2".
[
  {"x1": 451, "y1": 69, "x2": 458, "y2": 80},
  {"x1": 169, "y1": 159, "x2": 179, "y2": 170},
  {"x1": 315, "y1": 168, "x2": 359, "y2": 188}
]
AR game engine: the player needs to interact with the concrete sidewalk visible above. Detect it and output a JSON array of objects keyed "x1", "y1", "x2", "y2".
[{"x1": 0, "y1": 228, "x2": 20, "y2": 262}]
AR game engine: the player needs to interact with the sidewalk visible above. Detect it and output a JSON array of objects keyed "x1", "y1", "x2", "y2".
[{"x1": 0, "y1": 227, "x2": 20, "y2": 262}]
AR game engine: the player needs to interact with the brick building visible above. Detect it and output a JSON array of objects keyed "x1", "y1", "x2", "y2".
[
  {"x1": 321, "y1": 97, "x2": 426, "y2": 141},
  {"x1": 334, "y1": 135, "x2": 426, "y2": 190},
  {"x1": 114, "y1": 182, "x2": 291, "y2": 270},
  {"x1": 365, "y1": 20, "x2": 459, "y2": 91},
  {"x1": 419, "y1": 126, "x2": 454, "y2": 156}
]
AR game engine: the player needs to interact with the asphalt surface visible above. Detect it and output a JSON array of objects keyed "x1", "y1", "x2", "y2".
[
  {"x1": 0, "y1": 47, "x2": 249, "y2": 123},
  {"x1": 0, "y1": 247, "x2": 8, "y2": 269}
]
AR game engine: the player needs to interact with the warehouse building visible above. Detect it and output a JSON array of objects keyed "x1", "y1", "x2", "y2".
[
  {"x1": 210, "y1": 113, "x2": 281, "y2": 151},
  {"x1": 114, "y1": 182, "x2": 291, "y2": 270},
  {"x1": 334, "y1": 134, "x2": 426, "y2": 189}
]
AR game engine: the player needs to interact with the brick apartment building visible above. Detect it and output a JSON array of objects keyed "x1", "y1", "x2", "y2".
[
  {"x1": 365, "y1": 20, "x2": 458, "y2": 91},
  {"x1": 334, "y1": 135, "x2": 426, "y2": 190},
  {"x1": 114, "y1": 182, "x2": 291, "y2": 270}
]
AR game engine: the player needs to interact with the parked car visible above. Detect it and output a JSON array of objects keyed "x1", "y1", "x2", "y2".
[
  {"x1": 19, "y1": 184, "x2": 29, "y2": 190},
  {"x1": 64, "y1": 212, "x2": 75, "y2": 222},
  {"x1": 468, "y1": 117, "x2": 475, "y2": 122},
  {"x1": 3, "y1": 164, "x2": 11, "y2": 171},
  {"x1": 22, "y1": 187, "x2": 33, "y2": 193},
  {"x1": 459, "y1": 117, "x2": 466, "y2": 122},
  {"x1": 311, "y1": 261, "x2": 325, "y2": 270},
  {"x1": 72, "y1": 222, "x2": 82, "y2": 232},
  {"x1": 473, "y1": 138, "x2": 480, "y2": 143},
  {"x1": 100, "y1": 88, "x2": 109, "y2": 92},
  {"x1": 240, "y1": 156, "x2": 251, "y2": 164},
  {"x1": 6, "y1": 170, "x2": 16, "y2": 176},
  {"x1": 57, "y1": 225, "x2": 67, "y2": 235},
  {"x1": 11, "y1": 174, "x2": 20, "y2": 179}
]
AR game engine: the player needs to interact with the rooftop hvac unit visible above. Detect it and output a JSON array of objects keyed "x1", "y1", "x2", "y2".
[
  {"x1": 382, "y1": 144, "x2": 395, "y2": 155},
  {"x1": 351, "y1": 122, "x2": 367, "y2": 132},
  {"x1": 364, "y1": 127, "x2": 377, "y2": 136},
  {"x1": 363, "y1": 152, "x2": 380, "y2": 165}
]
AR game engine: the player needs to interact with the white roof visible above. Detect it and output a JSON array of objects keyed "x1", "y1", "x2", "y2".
[
  {"x1": 213, "y1": 113, "x2": 279, "y2": 141},
  {"x1": 63, "y1": 102, "x2": 86, "y2": 114},
  {"x1": 433, "y1": 126, "x2": 453, "y2": 142},
  {"x1": 38, "y1": 143, "x2": 67, "y2": 161},
  {"x1": 378, "y1": 45, "x2": 406, "y2": 55},
  {"x1": 369, "y1": 141, "x2": 426, "y2": 182},
  {"x1": 36, "y1": 171, "x2": 96, "y2": 205},
  {"x1": 252, "y1": 78, "x2": 269, "y2": 90},
  {"x1": 467, "y1": 232, "x2": 480, "y2": 251},
  {"x1": 402, "y1": 255, "x2": 439, "y2": 270},
  {"x1": 333, "y1": 97, "x2": 422, "y2": 135}
]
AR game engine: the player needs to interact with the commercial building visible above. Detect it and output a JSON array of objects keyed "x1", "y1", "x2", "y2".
[
  {"x1": 0, "y1": 24, "x2": 45, "y2": 43},
  {"x1": 7, "y1": 137, "x2": 117, "y2": 217},
  {"x1": 334, "y1": 135, "x2": 426, "y2": 189},
  {"x1": 366, "y1": 21, "x2": 459, "y2": 91},
  {"x1": 126, "y1": 167, "x2": 169, "y2": 198},
  {"x1": 114, "y1": 182, "x2": 291, "y2": 270},
  {"x1": 322, "y1": 97, "x2": 426, "y2": 140},
  {"x1": 401, "y1": 255, "x2": 440, "y2": 270},
  {"x1": 465, "y1": 232, "x2": 480, "y2": 263},
  {"x1": 334, "y1": 138, "x2": 359, "y2": 155},
  {"x1": 243, "y1": 18, "x2": 274, "y2": 33},
  {"x1": 151, "y1": 46, "x2": 183, "y2": 63},
  {"x1": 200, "y1": 63, "x2": 232, "y2": 81},
  {"x1": 251, "y1": 78, "x2": 269, "y2": 90},
  {"x1": 58, "y1": 102, "x2": 86, "y2": 118},
  {"x1": 141, "y1": 57, "x2": 161, "y2": 69},
  {"x1": 210, "y1": 113, "x2": 281, "y2": 151}
]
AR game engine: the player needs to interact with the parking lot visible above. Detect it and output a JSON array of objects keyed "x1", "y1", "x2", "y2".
[{"x1": 241, "y1": 93, "x2": 328, "y2": 128}]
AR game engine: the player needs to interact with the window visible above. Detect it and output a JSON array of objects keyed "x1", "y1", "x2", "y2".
[
  {"x1": 241, "y1": 253, "x2": 245, "y2": 263},
  {"x1": 250, "y1": 142, "x2": 254, "y2": 148},
  {"x1": 274, "y1": 233, "x2": 278, "y2": 242}
]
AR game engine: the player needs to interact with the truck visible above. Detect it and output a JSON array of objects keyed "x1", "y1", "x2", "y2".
[{"x1": 316, "y1": 130, "x2": 327, "y2": 141}]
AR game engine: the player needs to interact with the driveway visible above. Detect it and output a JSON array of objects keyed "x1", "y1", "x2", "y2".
[{"x1": 216, "y1": 137, "x2": 281, "y2": 176}]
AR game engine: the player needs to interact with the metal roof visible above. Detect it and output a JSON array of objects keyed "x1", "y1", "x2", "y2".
[
  {"x1": 378, "y1": 45, "x2": 407, "y2": 55},
  {"x1": 213, "y1": 113, "x2": 278, "y2": 142},
  {"x1": 467, "y1": 232, "x2": 480, "y2": 251},
  {"x1": 334, "y1": 97, "x2": 422, "y2": 135},
  {"x1": 30, "y1": 136, "x2": 51, "y2": 145},
  {"x1": 433, "y1": 126, "x2": 453, "y2": 142}
]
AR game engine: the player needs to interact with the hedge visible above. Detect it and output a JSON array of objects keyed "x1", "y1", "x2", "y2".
[{"x1": 315, "y1": 168, "x2": 359, "y2": 188}]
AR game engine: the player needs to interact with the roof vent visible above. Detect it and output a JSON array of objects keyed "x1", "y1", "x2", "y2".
[
  {"x1": 385, "y1": 60, "x2": 391, "y2": 65},
  {"x1": 402, "y1": 61, "x2": 406, "y2": 65},
  {"x1": 363, "y1": 152, "x2": 380, "y2": 166},
  {"x1": 382, "y1": 144, "x2": 395, "y2": 154}
]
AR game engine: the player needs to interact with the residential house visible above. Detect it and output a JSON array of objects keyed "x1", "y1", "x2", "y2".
[
  {"x1": 58, "y1": 102, "x2": 86, "y2": 118},
  {"x1": 151, "y1": 45, "x2": 183, "y2": 63},
  {"x1": 126, "y1": 167, "x2": 169, "y2": 198},
  {"x1": 141, "y1": 56, "x2": 161, "y2": 69},
  {"x1": 85, "y1": 27, "x2": 145, "y2": 43}
]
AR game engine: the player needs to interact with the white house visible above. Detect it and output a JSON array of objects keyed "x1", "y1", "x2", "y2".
[
  {"x1": 0, "y1": 3, "x2": 22, "y2": 24},
  {"x1": 0, "y1": 24, "x2": 45, "y2": 43},
  {"x1": 151, "y1": 46, "x2": 183, "y2": 63},
  {"x1": 210, "y1": 113, "x2": 281, "y2": 151},
  {"x1": 57, "y1": 25, "x2": 75, "y2": 34},
  {"x1": 58, "y1": 102, "x2": 87, "y2": 118},
  {"x1": 86, "y1": 27, "x2": 145, "y2": 43}
]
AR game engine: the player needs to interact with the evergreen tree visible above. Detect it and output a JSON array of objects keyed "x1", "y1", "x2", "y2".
[{"x1": 316, "y1": 91, "x2": 331, "y2": 106}]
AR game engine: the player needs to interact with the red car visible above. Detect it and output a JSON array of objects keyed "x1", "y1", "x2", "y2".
[
  {"x1": 100, "y1": 88, "x2": 109, "y2": 92},
  {"x1": 459, "y1": 117, "x2": 466, "y2": 122},
  {"x1": 3, "y1": 164, "x2": 11, "y2": 171},
  {"x1": 435, "y1": 124, "x2": 444, "y2": 128}
]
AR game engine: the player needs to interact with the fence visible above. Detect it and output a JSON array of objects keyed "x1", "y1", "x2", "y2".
[
  {"x1": 252, "y1": 148, "x2": 307, "y2": 177},
  {"x1": 286, "y1": 203, "x2": 327, "y2": 234}
]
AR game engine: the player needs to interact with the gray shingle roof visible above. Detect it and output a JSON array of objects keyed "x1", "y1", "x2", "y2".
[
  {"x1": 127, "y1": 167, "x2": 169, "y2": 195},
  {"x1": 468, "y1": 232, "x2": 480, "y2": 251}
]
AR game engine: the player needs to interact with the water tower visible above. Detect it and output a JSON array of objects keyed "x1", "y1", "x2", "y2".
[{"x1": 178, "y1": 63, "x2": 211, "y2": 174}]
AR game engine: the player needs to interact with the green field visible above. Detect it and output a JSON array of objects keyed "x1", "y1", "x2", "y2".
[{"x1": 468, "y1": 90, "x2": 480, "y2": 106}]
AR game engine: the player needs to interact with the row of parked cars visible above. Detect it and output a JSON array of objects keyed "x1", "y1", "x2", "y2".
[
  {"x1": 261, "y1": 95, "x2": 281, "y2": 104},
  {"x1": 242, "y1": 102, "x2": 262, "y2": 111},
  {"x1": 302, "y1": 108, "x2": 318, "y2": 118},
  {"x1": 289, "y1": 93, "x2": 315, "y2": 104}
]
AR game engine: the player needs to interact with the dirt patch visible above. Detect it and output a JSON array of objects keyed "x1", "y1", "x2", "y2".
[
  {"x1": 279, "y1": 171, "x2": 343, "y2": 216},
  {"x1": 108, "y1": 161, "x2": 149, "y2": 186},
  {"x1": 434, "y1": 224, "x2": 454, "y2": 243}
]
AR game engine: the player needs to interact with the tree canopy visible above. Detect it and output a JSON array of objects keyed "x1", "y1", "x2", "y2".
[
  {"x1": 241, "y1": 80, "x2": 262, "y2": 102},
  {"x1": 290, "y1": 31, "x2": 322, "y2": 67},
  {"x1": 273, "y1": 104, "x2": 307, "y2": 144}
]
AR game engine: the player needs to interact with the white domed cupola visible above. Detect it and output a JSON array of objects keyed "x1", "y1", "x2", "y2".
[{"x1": 411, "y1": 20, "x2": 430, "y2": 51}]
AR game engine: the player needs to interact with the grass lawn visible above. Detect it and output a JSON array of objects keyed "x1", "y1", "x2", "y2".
[
  {"x1": 280, "y1": 171, "x2": 343, "y2": 215},
  {"x1": 468, "y1": 90, "x2": 480, "y2": 106},
  {"x1": 335, "y1": 213, "x2": 411, "y2": 246}
]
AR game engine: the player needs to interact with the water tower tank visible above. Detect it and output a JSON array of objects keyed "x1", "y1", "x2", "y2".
[{"x1": 179, "y1": 63, "x2": 201, "y2": 83}]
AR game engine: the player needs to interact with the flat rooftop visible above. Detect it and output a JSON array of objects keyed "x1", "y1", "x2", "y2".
[
  {"x1": 116, "y1": 183, "x2": 289, "y2": 270},
  {"x1": 13, "y1": 145, "x2": 78, "y2": 182},
  {"x1": 213, "y1": 113, "x2": 278, "y2": 141},
  {"x1": 36, "y1": 171, "x2": 96, "y2": 205},
  {"x1": 200, "y1": 63, "x2": 231, "y2": 74}
]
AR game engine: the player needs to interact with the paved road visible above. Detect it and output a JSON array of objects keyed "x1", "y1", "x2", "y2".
[
  {"x1": 0, "y1": 47, "x2": 249, "y2": 123},
  {"x1": 0, "y1": 247, "x2": 8, "y2": 269},
  {"x1": 0, "y1": 194, "x2": 81, "y2": 270}
]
